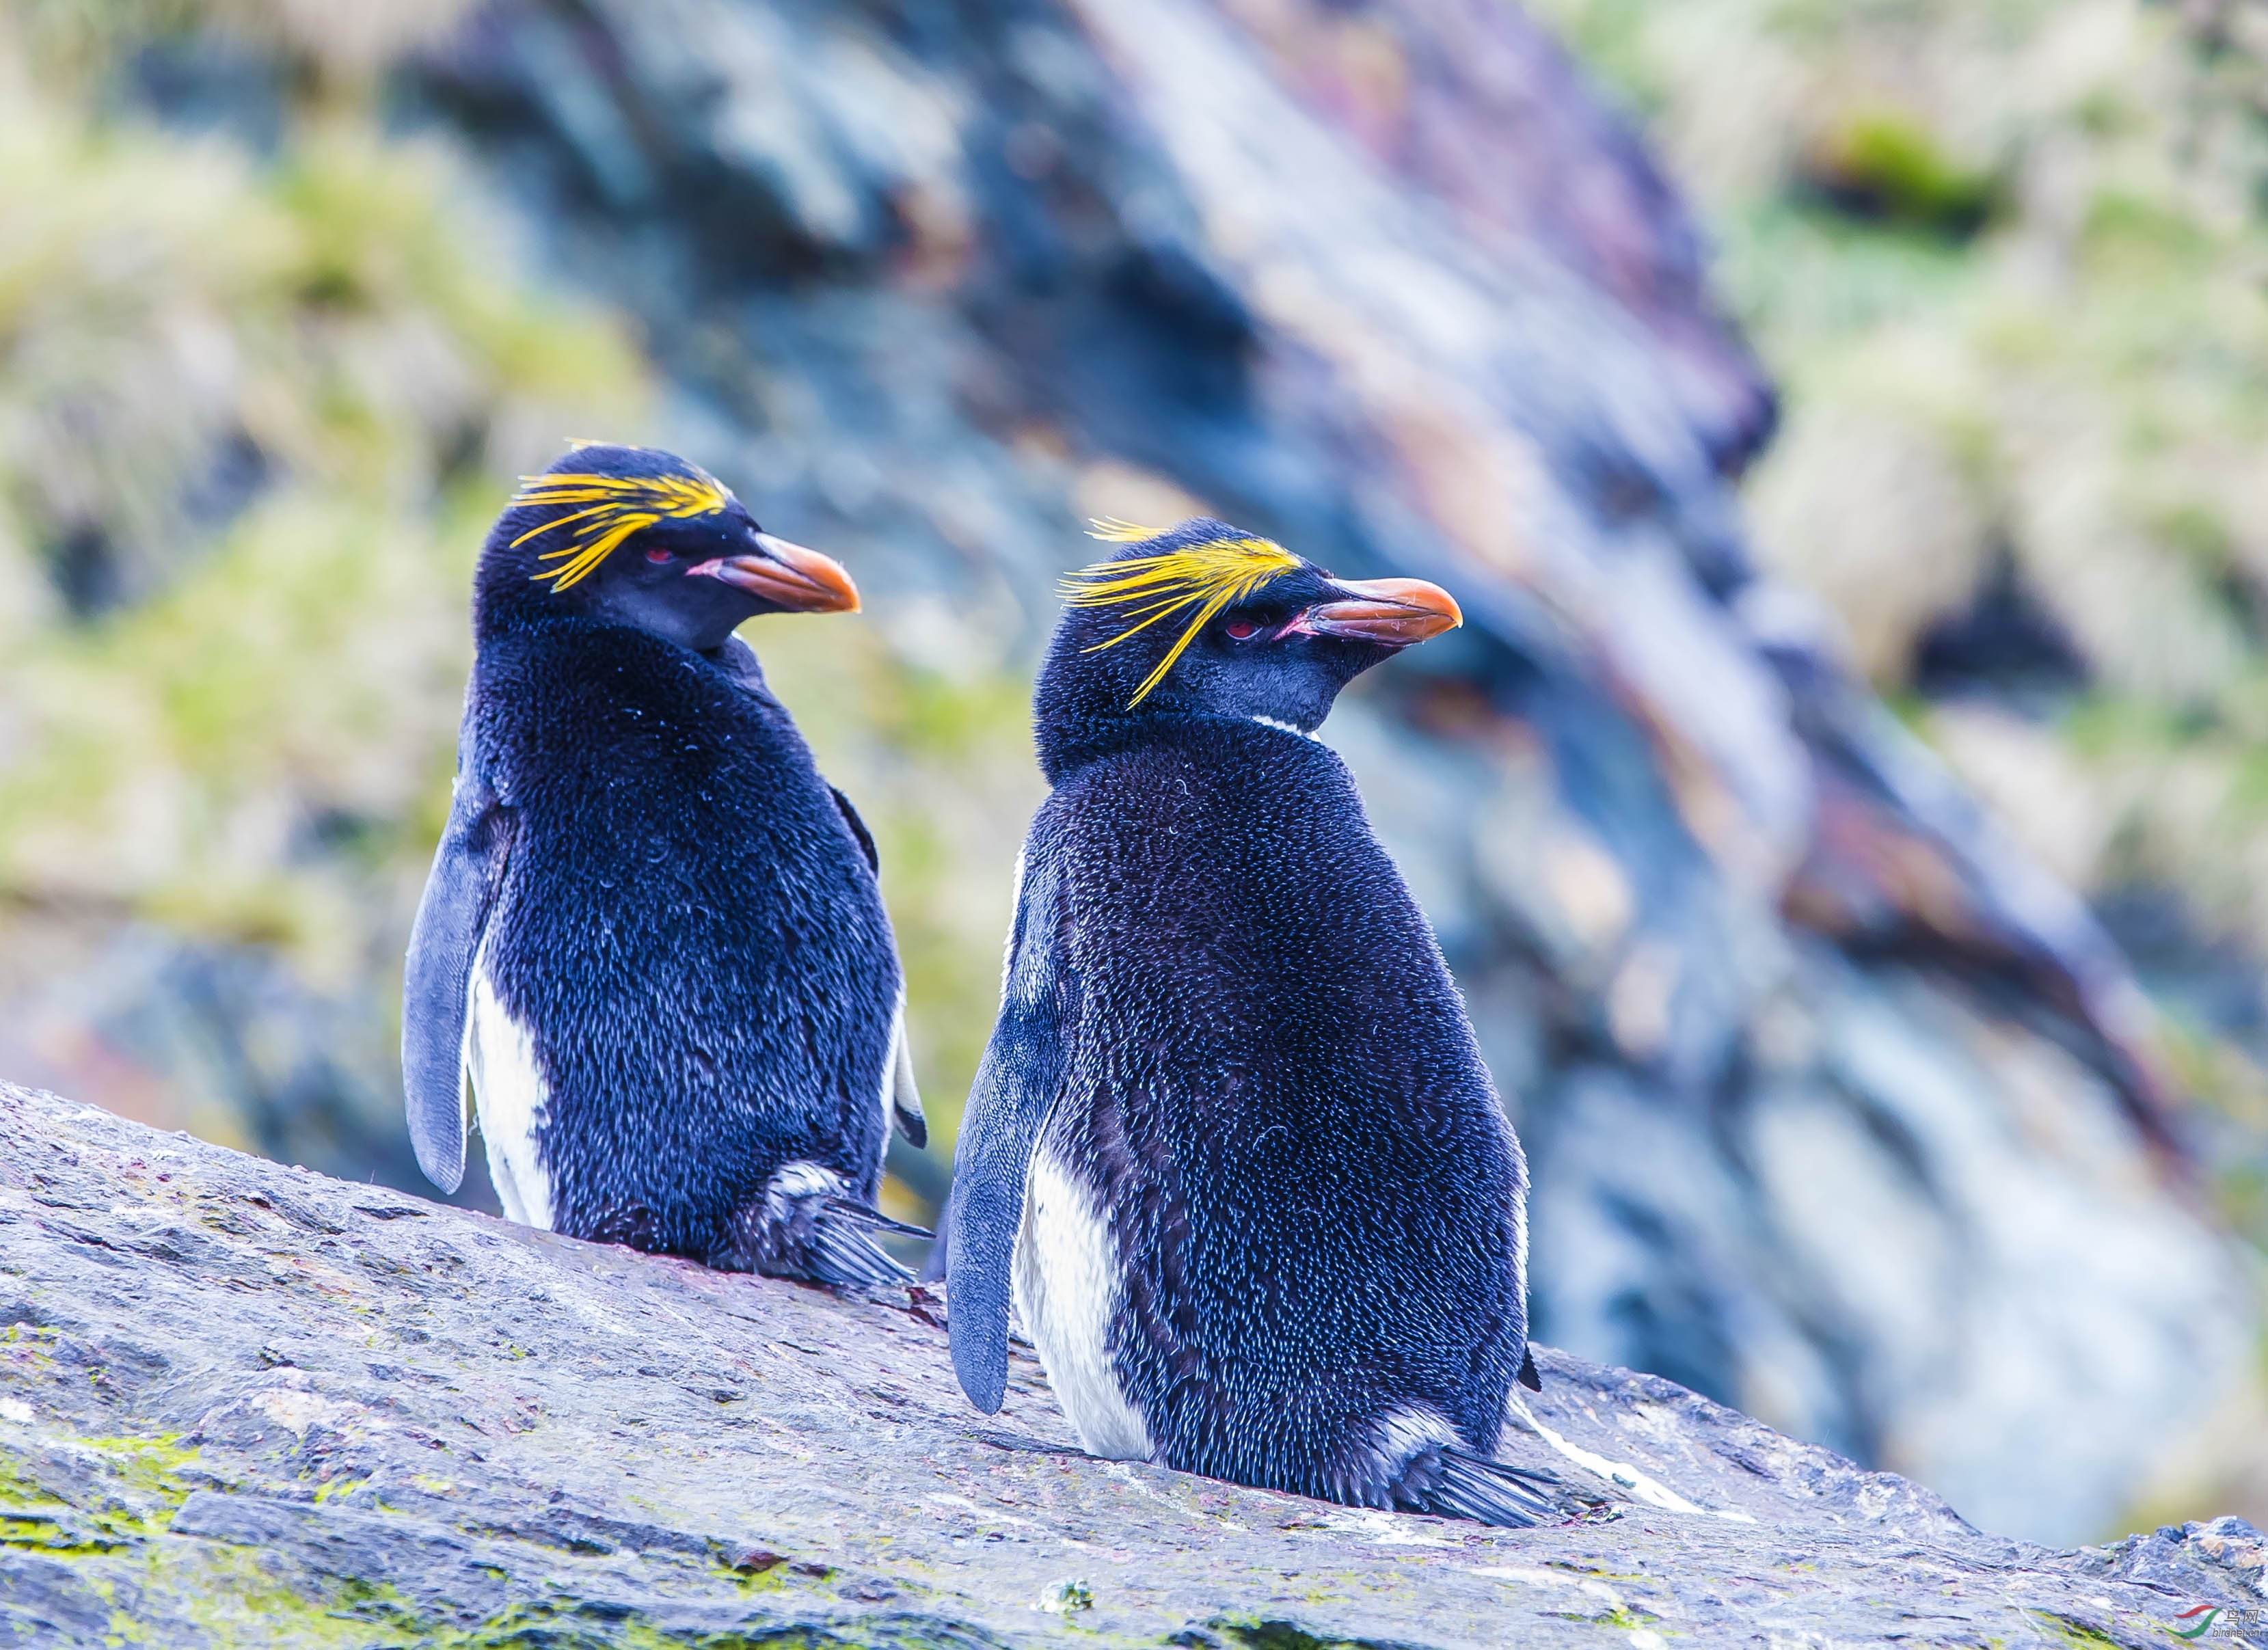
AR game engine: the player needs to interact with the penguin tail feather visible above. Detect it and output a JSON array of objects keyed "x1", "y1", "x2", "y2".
[
  {"x1": 714, "y1": 1161, "x2": 932, "y2": 1289},
  {"x1": 842, "y1": 1203, "x2": 932, "y2": 1241},
  {"x1": 1392, "y1": 1445, "x2": 1565, "y2": 1529},
  {"x1": 803, "y1": 1205, "x2": 918, "y2": 1289},
  {"x1": 798, "y1": 1198, "x2": 935, "y2": 1289}
]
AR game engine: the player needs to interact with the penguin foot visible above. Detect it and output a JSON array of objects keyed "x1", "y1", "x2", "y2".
[
  {"x1": 714, "y1": 1161, "x2": 932, "y2": 1289},
  {"x1": 1390, "y1": 1444, "x2": 1569, "y2": 1529}
]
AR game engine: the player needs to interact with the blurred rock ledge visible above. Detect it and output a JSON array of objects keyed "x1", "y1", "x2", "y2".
[{"x1": 0, "y1": 1078, "x2": 2262, "y2": 1650}]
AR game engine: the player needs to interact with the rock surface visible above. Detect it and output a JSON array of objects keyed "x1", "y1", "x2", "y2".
[{"x1": 1, "y1": 1079, "x2": 2261, "y2": 1649}]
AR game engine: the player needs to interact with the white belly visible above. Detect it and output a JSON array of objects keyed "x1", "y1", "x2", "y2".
[
  {"x1": 1012, "y1": 1151, "x2": 1151, "y2": 1460},
  {"x1": 463, "y1": 958, "x2": 554, "y2": 1231}
]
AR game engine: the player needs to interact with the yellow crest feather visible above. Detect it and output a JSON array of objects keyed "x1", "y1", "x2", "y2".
[
  {"x1": 507, "y1": 466, "x2": 733, "y2": 592},
  {"x1": 1084, "y1": 516, "x2": 1165, "y2": 544},
  {"x1": 1062, "y1": 526, "x2": 1302, "y2": 707}
]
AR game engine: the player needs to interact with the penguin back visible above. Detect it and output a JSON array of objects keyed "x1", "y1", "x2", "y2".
[
  {"x1": 466, "y1": 615, "x2": 900, "y2": 1254},
  {"x1": 1035, "y1": 715, "x2": 1530, "y2": 1494}
]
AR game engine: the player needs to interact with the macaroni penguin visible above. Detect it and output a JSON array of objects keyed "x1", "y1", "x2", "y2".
[
  {"x1": 402, "y1": 443, "x2": 926, "y2": 1284},
  {"x1": 943, "y1": 517, "x2": 1554, "y2": 1526}
]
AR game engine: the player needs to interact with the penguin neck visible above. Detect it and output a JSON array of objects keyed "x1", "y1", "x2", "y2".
[
  {"x1": 1033, "y1": 622, "x2": 1358, "y2": 782},
  {"x1": 472, "y1": 586, "x2": 768, "y2": 694},
  {"x1": 472, "y1": 562, "x2": 565, "y2": 645},
  {"x1": 1036, "y1": 709, "x2": 1161, "y2": 785},
  {"x1": 1035, "y1": 702, "x2": 1312, "y2": 785}
]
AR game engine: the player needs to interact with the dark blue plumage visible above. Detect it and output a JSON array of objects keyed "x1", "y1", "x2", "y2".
[
  {"x1": 946, "y1": 519, "x2": 1555, "y2": 1525},
  {"x1": 403, "y1": 444, "x2": 923, "y2": 1282}
]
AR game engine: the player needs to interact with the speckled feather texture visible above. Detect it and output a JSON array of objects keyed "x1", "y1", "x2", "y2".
[
  {"x1": 1, "y1": 1091, "x2": 2260, "y2": 1647},
  {"x1": 1003, "y1": 720, "x2": 1533, "y2": 1505},
  {"x1": 445, "y1": 613, "x2": 900, "y2": 1264}
]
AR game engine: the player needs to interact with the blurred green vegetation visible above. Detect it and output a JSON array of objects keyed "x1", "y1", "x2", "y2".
[
  {"x1": 1535, "y1": 0, "x2": 2268, "y2": 1526},
  {"x1": 1537, "y1": 0, "x2": 2268, "y2": 1054},
  {"x1": 0, "y1": 0, "x2": 1039, "y2": 1201},
  {"x1": 0, "y1": 2, "x2": 643, "y2": 1107},
  {"x1": 1534, "y1": 0, "x2": 2268, "y2": 942},
  {"x1": 1805, "y1": 107, "x2": 2003, "y2": 236},
  {"x1": 754, "y1": 623, "x2": 1044, "y2": 1214}
]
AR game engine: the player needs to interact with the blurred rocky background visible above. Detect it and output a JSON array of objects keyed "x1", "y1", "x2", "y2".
[{"x1": 0, "y1": 0, "x2": 2261, "y2": 1549}]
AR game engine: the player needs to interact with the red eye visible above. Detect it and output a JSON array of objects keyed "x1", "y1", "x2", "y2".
[
  {"x1": 1225, "y1": 620, "x2": 1259, "y2": 640},
  {"x1": 645, "y1": 546, "x2": 673, "y2": 564}
]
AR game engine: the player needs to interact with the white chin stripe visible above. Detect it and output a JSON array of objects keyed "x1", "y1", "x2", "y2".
[
  {"x1": 1013, "y1": 1152, "x2": 1151, "y2": 1461},
  {"x1": 1250, "y1": 714, "x2": 1317, "y2": 740},
  {"x1": 465, "y1": 961, "x2": 555, "y2": 1232}
]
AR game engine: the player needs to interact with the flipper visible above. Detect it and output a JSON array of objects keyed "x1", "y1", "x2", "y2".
[
  {"x1": 714, "y1": 1160, "x2": 932, "y2": 1288},
  {"x1": 827, "y1": 782, "x2": 880, "y2": 874},
  {"x1": 828, "y1": 783, "x2": 927, "y2": 1150},
  {"x1": 887, "y1": 990, "x2": 927, "y2": 1148},
  {"x1": 401, "y1": 728, "x2": 511, "y2": 1194},
  {"x1": 1392, "y1": 1444, "x2": 1565, "y2": 1529},
  {"x1": 945, "y1": 839, "x2": 1079, "y2": 1414}
]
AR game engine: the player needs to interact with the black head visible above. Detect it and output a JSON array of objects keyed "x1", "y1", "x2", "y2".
[
  {"x1": 1032, "y1": 517, "x2": 1461, "y2": 777},
  {"x1": 472, "y1": 444, "x2": 859, "y2": 649}
]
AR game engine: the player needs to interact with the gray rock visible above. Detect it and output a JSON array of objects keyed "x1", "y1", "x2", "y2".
[{"x1": 0, "y1": 1079, "x2": 2260, "y2": 1648}]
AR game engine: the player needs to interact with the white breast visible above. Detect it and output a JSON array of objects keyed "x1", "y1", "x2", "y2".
[
  {"x1": 463, "y1": 957, "x2": 555, "y2": 1231},
  {"x1": 1012, "y1": 1151, "x2": 1152, "y2": 1461}
]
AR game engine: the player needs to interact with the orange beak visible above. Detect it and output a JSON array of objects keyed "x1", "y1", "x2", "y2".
[
  {"x1": 1295, "y1": 576, "x2": 1462, "y2": 647},
  {"x1": 690, "y1": 534, "x2": 861, "y2": 614}
]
